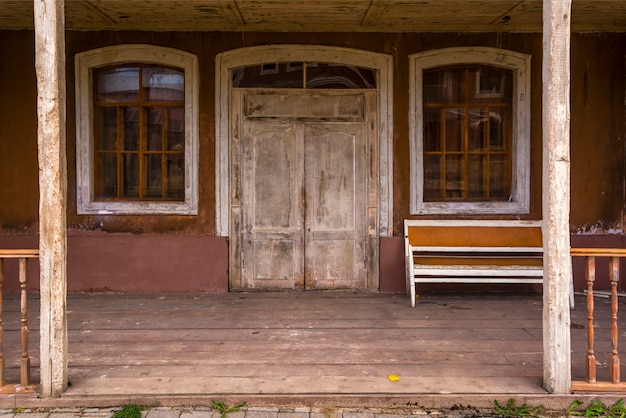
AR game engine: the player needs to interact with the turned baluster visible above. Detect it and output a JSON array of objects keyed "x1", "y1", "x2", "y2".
[
  {"x1": 585, "y1": 255, "x2": 597, "y2": 383},
  {"x1": 609, "y1": 256, "x2": 620, "y2": 383},
  {"x1": 18, "y1": 258, "x2": 30, "y2": 386}
]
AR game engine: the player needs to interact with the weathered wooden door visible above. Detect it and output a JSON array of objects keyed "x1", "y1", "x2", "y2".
[{"x1": 230, "y1": 90, "x2": 378, "y2": 290}]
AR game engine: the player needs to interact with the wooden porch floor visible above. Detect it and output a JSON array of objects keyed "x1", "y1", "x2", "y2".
[{"x1": 1, "y1": 291, "x2": 622, "y2": 406}]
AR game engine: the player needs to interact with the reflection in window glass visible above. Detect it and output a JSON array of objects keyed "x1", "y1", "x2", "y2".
[
  {"x1": 232, "y1": 62, "x2": 376, "y2": 89},
  {"x1": 96, "y1": 107, "x2": 118, "y2": 150},
  {"x1": 306, "y1": 63, "x2": 376, "y2": 89},
  {"x1": 146, "y1": 108, "x2": 163, "y2": 151},
  {"x1": 444, "y1": 108, "x2": 463, "y2": 152},
  {"x1": 232, "y1": 63, "x2": 303, "y2": 88},
  {"x1": 422, "y1": 65, "x2": 512, "y2": 202},
  {"x1": 143, "y1": 67, "x2": 184, "y2": 102},
  {"x1": 166, "y1": 107, "x2": 185, "y2": 151},
  {"x1": 97, "y1": 67, "x2": 139, "y2": 103},
  {"x1": 423, "y1": 108, "x2": 442, "y2": 152},
  {"x1": 94, "y1": 65, "x2": 185, "y2": 201},
  {"x1": 96, "y1": 153, "x2": 117, "y2": 199},
  {"x1": 423, "y1": 154, "x2": 442, "y2": 200},
  {"x1": 423, "y1": 68, "x2": 465, "y2": 103}
]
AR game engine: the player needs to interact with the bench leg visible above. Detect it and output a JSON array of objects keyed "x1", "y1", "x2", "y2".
[{"x1": 410, "y1": 281, "x2": 416, "y2": 308}]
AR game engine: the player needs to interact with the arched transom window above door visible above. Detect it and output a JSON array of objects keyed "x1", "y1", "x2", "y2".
[
  {"x1": 409, "y1": 47, "x2": 531, "y2": 215},
  {"x1": 215, "y1": 45, "x2": 393, "y2": 237},
  {"x1": 232, "y1": 62, "x2": 377, "y2": 89}
]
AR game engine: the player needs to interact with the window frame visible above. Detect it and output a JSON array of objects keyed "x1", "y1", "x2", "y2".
[
  {"x1": 409, "y1": 47, "x2": 531, "y2": 215},
  {"x1": 76, "y1": 45, "x2": 199, "y2": 215}
]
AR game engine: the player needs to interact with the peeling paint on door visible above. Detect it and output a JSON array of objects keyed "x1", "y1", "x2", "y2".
[{"x1": 230, "y1": 89, "x2": 378, "y2": 290}]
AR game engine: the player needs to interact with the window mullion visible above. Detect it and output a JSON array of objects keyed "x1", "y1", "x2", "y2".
[
  {"x1": 116, "y1": 105, "x2": 123, "y2": 199},
  {"x1": 138, "y1": 66, "x2": 145, "y2": 201},
  {"x1": 139, "y1": 107, "x2": 145, "y2": 200},
  {"x1": 486, "y1": 105, "x2": 491, "y2": 200},
  {"x1": 462, "y1": 68, "x2": 469, "y2": 201},
  {"x1": 162, "y1": 105, "x2": 168, "y2": 199},
  {"x1": 440, "y1": 106, "x2": 446, "y2": 200},
  {"x1": 463, "y1": 105, "x2": 469, "y2": 200}
]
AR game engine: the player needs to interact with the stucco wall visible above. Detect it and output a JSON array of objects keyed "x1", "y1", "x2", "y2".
[{"x1": 0, "y1": 30, "x2": 624, "y2": 292}]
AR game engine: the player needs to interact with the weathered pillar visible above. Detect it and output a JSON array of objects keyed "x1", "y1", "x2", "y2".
[
  {"x1": 542, "y1": 0, "x2": 572, "y2": 394},
  {"x1": 34, "y1": 0, "x2": 68, "y2": 397}
]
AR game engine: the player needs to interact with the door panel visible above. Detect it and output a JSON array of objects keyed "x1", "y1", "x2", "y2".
[
  {"x1": 240, "y1": 124, "x2": 304, "y2": 290},
  {"x1": 230, "y1": 89, "x2": 376, "y2": 291},
  {"x1": 304, "y1": 125, "x2": 366, "y2": 289}
]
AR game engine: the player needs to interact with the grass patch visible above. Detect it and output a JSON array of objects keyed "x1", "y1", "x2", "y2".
[
  {"x1": 567, "y1": 399, "x2": 626, "y2": 417},
  {"x1": 112, "y1": 404, "x2": 143, "y2": 418},
  {"x1": 492, "y1": 399, "x2": 543, "y2": 417},
  {"x1": 212, "y1": 400, "x2": 247, "y2": 418}
]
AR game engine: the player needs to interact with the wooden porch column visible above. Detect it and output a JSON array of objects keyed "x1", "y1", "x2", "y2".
[
  {"x1": 542, "y1": 0, "x2": 572, "y2": 394},
  {"x1": 34, "y1": 0, "x2": 69, "y2": 397}
]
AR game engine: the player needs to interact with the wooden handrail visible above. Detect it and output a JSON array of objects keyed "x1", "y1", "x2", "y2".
[
  {"x1": 0, "y1": 250, "x2": 39, "y2": 259},
  {"x1": 571, "y1": 247, "x2": 626, "y2": 392},
  {"x1": 571, "y1": 248, "x2": 626, "y2": 257},
  {"x1": 0, "y1": 250, "x2": 38, "y2": 393}
]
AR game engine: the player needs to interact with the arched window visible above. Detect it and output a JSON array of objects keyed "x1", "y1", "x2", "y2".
[
  {"x1": 76, "y1": 45, "x2": 199, "y2": 214},
  {"x1": 410, "y1": 47, "x2": 531, "y2": 215}
]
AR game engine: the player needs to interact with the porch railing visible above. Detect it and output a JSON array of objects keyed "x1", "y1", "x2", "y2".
[
  {"x1": 0, "y1": 249, "x2": 38, "y2": 394},
  {"x1": 570, "y1": 247, "x2": 626, "y2": 392}
]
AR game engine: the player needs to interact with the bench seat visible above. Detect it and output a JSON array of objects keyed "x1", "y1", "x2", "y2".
[{"x1": 404, "y1": 219, "x2": 544, "y2": 307}]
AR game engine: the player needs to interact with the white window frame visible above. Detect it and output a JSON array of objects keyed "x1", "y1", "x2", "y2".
[
  {"x1": 75, "y1": 44, "x2": 199, "y2": 215},
  {"x1": 409, "y1": 47, "x2": 531, "y2": 215}
]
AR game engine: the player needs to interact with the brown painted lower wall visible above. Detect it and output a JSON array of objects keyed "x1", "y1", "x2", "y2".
[
  {"x1": 379, "y1": 236, "x2": 406, "y2": 293},
  {"x1": 0, "y1": 234, "x2": 228, "y2": 293},
  {"x1": 0, "y1": 233, "x2": 623, "y2": 293}
]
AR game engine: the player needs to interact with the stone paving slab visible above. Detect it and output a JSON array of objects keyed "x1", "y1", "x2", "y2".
[
  {"x1": 0, "y1": 403, "x2": 609, "y2": 418},
  {"x1": 0, "y1": 407, "x2": 474, "y2": 418},
  {"x1": 179, "y1": 411, "x2": 217, "y2": 418}
]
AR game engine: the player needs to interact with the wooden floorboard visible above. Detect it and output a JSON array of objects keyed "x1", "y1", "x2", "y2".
[{"x1": 0, "y1": 291, "x2": 620, "y2": 398}]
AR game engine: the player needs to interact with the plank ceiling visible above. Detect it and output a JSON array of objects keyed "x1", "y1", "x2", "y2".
[{"x1": 0, "y1": 0, "x2": 624, "y2": 32}]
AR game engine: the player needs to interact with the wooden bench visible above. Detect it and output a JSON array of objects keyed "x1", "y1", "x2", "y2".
[{"x1": 404, "y1": 220, "x2": 544, "y2": 307}]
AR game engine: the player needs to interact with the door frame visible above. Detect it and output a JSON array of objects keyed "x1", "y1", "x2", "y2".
[{"x1": 215, "y1": 45, "x2": 393, "y2": 239}]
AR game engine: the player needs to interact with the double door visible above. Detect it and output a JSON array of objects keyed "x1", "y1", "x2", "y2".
[{"x1": 229, "y1": 89, "x2": 378, "y2": 290}]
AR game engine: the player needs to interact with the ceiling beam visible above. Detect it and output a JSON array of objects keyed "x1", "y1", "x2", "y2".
[
  {"x1": 81, "y1": 0, "x2": 117, "y2": 25},
  {"x1": 220, "y1": 0, "x2": 245, "y2": 25},
  {"x1": 490, "y1": 0, "x2": 530, "y2": 26},
  {"x1": 361, "y1": 0, "x2": 389, "y2": 26}
]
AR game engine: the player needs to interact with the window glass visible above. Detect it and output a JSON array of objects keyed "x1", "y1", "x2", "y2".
[
  {"x1": 423, "y1": 68, "x2": 465, "y2": 103},
  {"x1": 232, "y1": 62, "x2": 303, "y2": 88},
  {"x1": 143, "y1": 67, "x2": 185, "y2": 102},
  {"x1": 166, "y1": 107, "x2": 185, "y2": 151},
  {"x1": 96, "y1": 153, "x2": 117, "y2": 200},
  {"x1": 95, "y1": 107, "x2": 117, "y2": 150},
  {"x1": 422, "y1": 65, "x2": 513, "y2": 202},
  {"x1": 306, "y1": 63, "x2": 376, "y2": 89},
  {"x1": 96, "y1": 67, "x2": 139, "y2": 102},
  {"x1": 232, "y1": 62, "x2": 376, "y2": 89},
  {"x1": 94, "y1": 65, "x2": 185, "y2": 202}
]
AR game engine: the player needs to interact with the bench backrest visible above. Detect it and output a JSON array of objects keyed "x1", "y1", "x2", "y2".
[{"x1": 404, "y1": 219, "x2": 543, "y2": 266}]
